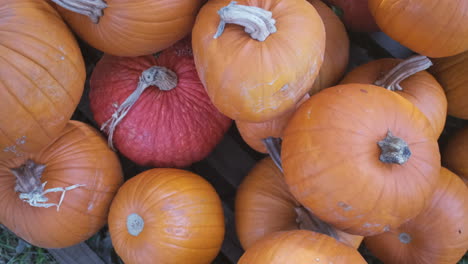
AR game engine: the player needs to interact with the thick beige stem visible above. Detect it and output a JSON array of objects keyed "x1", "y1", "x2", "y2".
[
  {"x1": 11, "y1": 159, "x2": 45, "y2": 194},
  {"x1": 51, "y1": 0, "x2": 107, "y2": 24},
  {"x1": 214, "y1": 1, "x2": 277, "y2": 41},
  {"x1": 374, "y1": 55, "x2": 432, "y2": 91},
  {"x1": 295, "y1": 206, "x2": 339, "y2": 240},
  {"x1": 378, "y1": 130, "x2": 411, "y2": 165},
  {"x1": 101, "y1": 66, "x2": 178, "y2": 150}
]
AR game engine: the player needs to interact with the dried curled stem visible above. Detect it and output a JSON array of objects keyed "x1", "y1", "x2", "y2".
[
  {"x1": 51, "y1": 0, "x2": 107, "y2": 24},
  {"x1": 262, "y1": 137, "x2": 283, "y2": 172},
  {"x1": 295, "y1": 206, "x2": 339, "y2": 240}
]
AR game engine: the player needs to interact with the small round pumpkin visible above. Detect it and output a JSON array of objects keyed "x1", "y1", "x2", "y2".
[
  {"x1": 108, "y1": 168, "x2": 225, "y2": 264},
  {"x1": 0, "y1": 121, "x2": 123, "y2": 248},
  {"x1": 325, "y1": 0, "x2": 380, "y2": 32},
  {"x1": 50, "y1": 0, "x2": 204, "y2": 56},
  {"x1": 192, "y1": 0, "x2": 326, "y2": 122},
  {"x1": 236, "y1": 157, "x2": 363, "y2": 250},
  {"x1": 282, "y1": 84, "x2": 441, "y2": 236},
  {"x1": 442, "y1": 126, "x2": 468, "y2": 185},
  {"x1": 89, "y1": 38, "x2": 232, "y2": 167},
  {"x1": 368, "y1": 0, "x2": 468, "y2": 57},
  {"x1": 365, "y1": 168, "x2": 468, "y2": 264},
  {"x1": 238, "y1": 230, "x2": 367, "y2": 264},
  {"x1": 341, "y1": 56, "x2": 447, "y2": 137},
  {"x1": 0, "y1": 0, "x2": 85, "y2": 160},
  {"x1": 429, "y1": 50, "x2": 468, "y2": 120}
]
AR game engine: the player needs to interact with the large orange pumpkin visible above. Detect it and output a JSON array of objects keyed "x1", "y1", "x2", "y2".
[
  {"x1": 51, "y1": 0, "x2": 204, "y2": 56},
  {"x1": 238, "y1": 230, "x2": 367, "y2": 264},
  {"x1": 368, "y1": 0, "x2": 468, "y2": 58},
  {"x1": 429, "y1": 50, "x2": 468, "y2": 120},
  {"x1": 0, "y1": 121, "x2": 123, "y2": 248},
  {"x1": 442, "y1": 126, "x2": 468, "y2": 185},
  {"x1": 282, "y1": 84, "x2": 441, "y2": 236},
  {"x1": 341, "y1": 56, "x2": 447, "y2": 137},
  {"x1": 108, "y1": 168, "x2": 225, "y2": 264},
  {"x1": 236, "y1": 157, "x2": 363, "y2": 250},
  {"x1": 0, "y1": 0, "x2": 85, "y2": 160},
  {"x1": 192, "y1": 0, "x2": 326, "y2": 122},
  {"x1": 365, "y1": 168, "x2": 468, "y2": 264}
]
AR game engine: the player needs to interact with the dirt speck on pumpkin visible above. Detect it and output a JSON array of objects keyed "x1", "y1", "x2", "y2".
[{"x1": 337, "y1": 201, "x2": 352, "y2": 211}]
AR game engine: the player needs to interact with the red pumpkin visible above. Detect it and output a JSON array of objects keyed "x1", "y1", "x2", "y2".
[
  {"x1": 325, "y1": 0, "x2": 380, "y2": 32},
  {"x1": 442, "y1": 126, "x2": 468, "y2": 185},
  {"x1": 282, "y1": 84, "x2": 441, "y2": 236},
  {"x1": 238, "y1": 230, "x2": 367, "y2": 264},
  {"x1": 0, "y1": 121, "x2": 123, "y2": 248},
  {"x1": 89, "y1": 39, "x2": 232, "y2": 167},
  {"x1": 50, "y1": 0, "x2": 204, "y2": 56},
  {"x1": 192, "y1": 0, "x2": 326, "y2": 122},
  {"x1": 108, "y1": 168, "x2": 225, "y2": 264},
  {"x1": 365, "y1": 168, "x2": 468, "y2": 264},
  {"x1": 236, "y1": 157, "x2": 363, "y2": 250},
  {"x1": 0, "y1": 0, "x2": 85, "y2": 160},
  {"x1": 341, "y1": 56, "x2": 447, "y2": 138}
]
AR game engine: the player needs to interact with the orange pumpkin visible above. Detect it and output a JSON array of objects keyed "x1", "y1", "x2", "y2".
[
  {"x1": 341, "y1": 56, "x2": 447, "y2": 137},
  {"x1": 236, "y1": 157, "x2": 363, "y2": 250},
  {"x1": 442, "y1": 126, "x2": 468, "y2": 185},
  {"x1": 108, "y1": 168, "x2": 225, "y2": 264},
  {"x1": 307, "y1": 0, "x2": 349, "y2": 94},
  {"x1": 0, "y1": 0, "x2": 85, "y2": 160},
  {"x1": 368, "y1": 0, "x2": 468, "y2": 58},
  {"x1": 192, "y1": 0, "x2": 325, "y2": 122},
  {"x1": 0, "y1": 121, "x2": 123, "y2": 248},
  {"x1": 430, "y1": 50, "x2": 468, "y2": 120},
  {"x1": 282, "y1": 84, "x2": 441, "y2": 236},
  {"x1": 365, "y1": 168, "x2": 468, "y2": 264},
  {"x1": 51, "y1": 0, "x2": 204, "y2": 56},
  {"x1": 238, "y1": 230, "x2": 367, "y2": 264}
]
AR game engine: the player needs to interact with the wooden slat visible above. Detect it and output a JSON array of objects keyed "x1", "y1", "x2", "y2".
[{"x1": 48, "y1": 243, "x2": 105, "y2": 264}]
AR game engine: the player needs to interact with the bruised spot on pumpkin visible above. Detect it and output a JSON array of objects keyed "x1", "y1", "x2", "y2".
[
  {"x1": 337, "y1": 201, "x2": 352, "y2": 211},
  {"x1": 360, "y1": 89, "x2": 368, "y2": 93}
]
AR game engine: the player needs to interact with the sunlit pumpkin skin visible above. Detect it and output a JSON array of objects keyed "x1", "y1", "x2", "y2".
[
  {"x1": 53, "y1": 0, "x2": 204, "y2": 56},
  {"x1": 89, "y1": 39, "x2": 232, "y2": 168},
  {"x1": 307, "y1": 0, "x2": 349, "y2": 95},
  {"x1": 341, "y1": 58, "x2": 447, "y2": 138},
  {"x1": 365, "y1": 168, "x2": 468, "y2": 264},
  {"x1": 282, "y1": 84, "x2": 441, "y2": 236},
  {"x1": 0, "y1": 0, "x2": 85, "y2": 160},
  {"x1": 368, "y1": 0, "x2": 468, "y2": 58},
  {"x1": 236, "y1": 95, "x2": 309, "y2": 153},
  {"x1": 0, "y1": 121, "x2": 123, "y2": 248},
  {"x1": 430, "y1": 50, "x2": 468, "y2": 119},
  {"x1": 325, "y1": 0, "x2": 380, "y2": 32},
  {"x1": 236, "y1": 157, "x2": 363, "y2": 249},
  {"x1": 238, "y1": 230, "x2": 367, "y2": 264},
  {"x1": 108, "y1": 168, "x2": 225, "y2": 264},
  {"x1": 192, "y1": 0, "x2": 326, "y2": 122},
  {"x1": 442, "y1": 126, "x2": 468, "y2": 185}
]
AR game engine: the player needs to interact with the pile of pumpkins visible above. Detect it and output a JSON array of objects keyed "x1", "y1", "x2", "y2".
[{"x1": 1, "y1": 0, "x2": 467, "y2": 263}]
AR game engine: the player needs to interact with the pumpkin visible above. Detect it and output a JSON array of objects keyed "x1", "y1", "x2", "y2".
[
  {"x1": 238, "y1": 230, "x2": 367, "y2": 264},
  {"x1": 429, "y1": 50, "x2": 468, "y2": 120},
  {"x1": 89, "y1": 38, "x2": 232, "y2": 168},
  {"x1": 0, "y1": 121, "x2": 123, "y2": 248},
  {"x1": 282, "y1": 84, "x2": 441, "y2": 236},
  {"x1": 341, "y1": 56, "x2": 447, "y2": 138},
  {"x1": 50, "y1": 0, "x2": 203, "y2": 56},
  {"x1": 364, "y1": 168, "x2": 468, "y2": 264},
  {"x1": 307, "y1": 0, "x2": 349, "y2": 94},
  {"x1": 324, "y1": 0, "x2": 380, "y2": 32},
  {"x1": 108, "y1": 168, "x2": 225, "y2": 264},
  {"x1": 442, "y1": 126, "x2": 468, "y2": 185},
  {"x1": 0, "y1": 0, "x2": 85, "y2": 160},
  {"x1": 236, "y1": 157, "x2": 363, "y2": 250},
  {"x1": 368, "y1": 0, "x2": 468, "y2": 58},
  {"x1": 192, "y1": 0, "x2": 326, "y2": 122}
]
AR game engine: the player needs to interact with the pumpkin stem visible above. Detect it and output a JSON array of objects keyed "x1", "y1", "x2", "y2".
[
  {"x1": 378, "y1": 130, "x2": 411, "y2": 165},
  {"x1": 101, "y1": 66, "x2": 178, "y2": 151},
  {"x1": 127, "y1": 213, "x2": 144, "y2": 236},
  {"x1": 374, "y1": 55, "x2": 433, "y2": 91},
  {"x1": 50, "y1": 0, "x2": 107, "y2": 24},
  {"x1": 295, "y1": 206, "x2": 339, "y2": 240},
  {"x1": 213, "y1": 1, "x2": 277, "y2": 41},
  {"x1": 399, "y1": 232, "x2": 412, "y2": 244},
  {"x1": 262, "y1": 137, "x2": 283, "y2": 172},
  {"x1": 10, "y1": 159, "x2": 85, "y2": 211}
]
